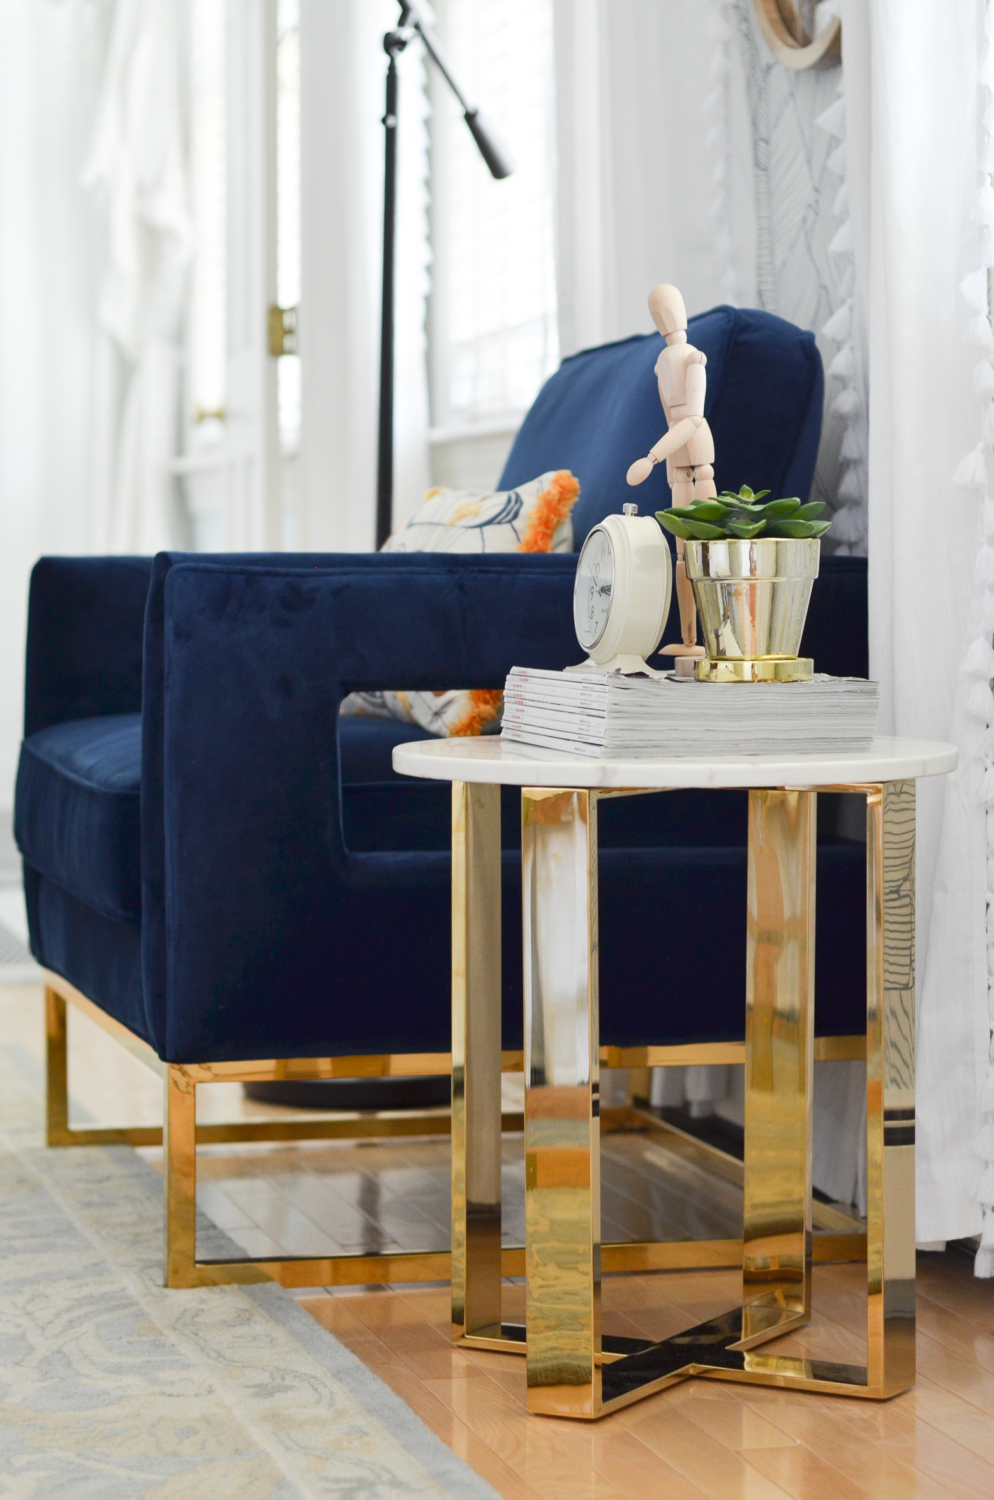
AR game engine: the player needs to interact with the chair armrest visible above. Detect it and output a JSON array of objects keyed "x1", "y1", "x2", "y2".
[
  {"x1": 139, "y1": 551, "x2": 577, "y2": 1056},
  {"x1": 23, "y1": 556, "x2": 153, "y2": 736}
]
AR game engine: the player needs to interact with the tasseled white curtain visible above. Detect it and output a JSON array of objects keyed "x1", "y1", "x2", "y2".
[
  {"x1": 84, "y1": 0, "x2": 193, "y2": 555},
  {"x1": 840, "y1": 0, "x2": 989, "y2": 1251}
]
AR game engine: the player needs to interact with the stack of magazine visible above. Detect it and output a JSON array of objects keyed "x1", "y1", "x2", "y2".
[{"x1": 501, "y1": 666, "x2": 880, "y2": 759}]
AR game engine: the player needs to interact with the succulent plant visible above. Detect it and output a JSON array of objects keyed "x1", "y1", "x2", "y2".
[{"x1": 656, "y1": 485, "x2": 832, "y2": 542}]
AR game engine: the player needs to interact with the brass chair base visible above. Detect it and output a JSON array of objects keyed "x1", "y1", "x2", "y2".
[{"x1": 43, "y1": 968, "x2": 865, "y2": 1291}]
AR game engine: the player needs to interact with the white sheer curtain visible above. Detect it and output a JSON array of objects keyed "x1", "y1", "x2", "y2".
[
  {"x1": 840, "y1": 0, "x2": 987, "y2": 1245},
  {"x1": 0, "y1": 0, "x2": 109, "y2": 806},
  {"x1": 84, "y1": 0, "x2": 192, "y2": 554}
]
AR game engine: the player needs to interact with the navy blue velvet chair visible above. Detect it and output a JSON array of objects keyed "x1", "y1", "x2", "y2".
[{"x1": 14, "y1": 305, "x2": 868, "y2": 1289}]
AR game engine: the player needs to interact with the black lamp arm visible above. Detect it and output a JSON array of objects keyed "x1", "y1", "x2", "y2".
[
  {"x1": 376, "y1": 1, "x2": 515, "y2": 547},
  {"x1": 404, "y1": 0, "x2": 515, "y2": 179}
]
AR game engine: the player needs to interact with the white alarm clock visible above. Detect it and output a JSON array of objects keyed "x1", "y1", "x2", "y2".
[{"x1": 568, "y1": 504, "x2": 672, "y2": 677}]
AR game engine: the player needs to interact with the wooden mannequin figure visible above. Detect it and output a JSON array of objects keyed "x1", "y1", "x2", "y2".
[{"x1": 626, "y1": 284, "x2": 710, "y2": 675}]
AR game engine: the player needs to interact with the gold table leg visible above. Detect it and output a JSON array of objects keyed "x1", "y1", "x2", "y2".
[
  {"x1": 522, "y1": 788, "x2": 604, "y2": 1417},
  {"x1": 740, "y1": 789, "x2": 815, "y2": 1345},
  {"x1": 866, "y1": 779, "x2": 917, "y2": 1396},
  {"x1": 514, "y1": 780, "x2": 916, "y2": 1418},
  {"x1": 451, "y1": 782, "x2": 504, "y2": 1344}
]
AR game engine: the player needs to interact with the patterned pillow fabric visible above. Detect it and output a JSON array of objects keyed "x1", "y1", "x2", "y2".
[{"x1": 341, "y1": 470, "x2": 579, "y2": 737}]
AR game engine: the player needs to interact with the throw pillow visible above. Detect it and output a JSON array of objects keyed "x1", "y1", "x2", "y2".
[{"x1": 341, "y1": 470, "x2": 579, "y2": 737}]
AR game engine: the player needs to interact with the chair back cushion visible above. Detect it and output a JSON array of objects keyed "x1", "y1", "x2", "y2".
[{"x1": 498, "y1": 306, "x2": 824, "y2": 545}]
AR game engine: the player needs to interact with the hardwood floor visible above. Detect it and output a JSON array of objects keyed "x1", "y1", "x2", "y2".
[
  {"x1": 301, "y1": 1257, "x2": 994, "y2": 1500},
  {"x1": 3, "y1": 980, "x2": 994, "y2": 1499}
]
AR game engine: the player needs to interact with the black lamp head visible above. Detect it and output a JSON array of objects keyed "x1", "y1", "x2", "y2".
[{"x1": 463, "y1": 108, "x2": 515, "y2": 180}]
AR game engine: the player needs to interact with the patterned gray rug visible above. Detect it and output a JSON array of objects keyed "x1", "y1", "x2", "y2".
[{"x1": 0, "y1": 1043, "x2": 498, "y2": 1499}]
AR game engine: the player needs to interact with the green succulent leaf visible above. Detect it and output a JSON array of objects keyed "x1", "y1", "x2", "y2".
[
  {"x1": 660, "y1": 487, "x2": 832, "y2": 542},
  {"x1": 682, "y1": 501, "x2": 731, "y2": 521},
  {"x1": 682, "y1": 519, "x2": 726, "y2": 540},
  {"x1": 764, "y1": 519, "x2": 823, "y2": 539},
  {"x1": 656, "y1": 511, "x2": 694, "y2": 540},
  {"x1": 760, "y1": 497, "x2": 801, "y2": 518}
]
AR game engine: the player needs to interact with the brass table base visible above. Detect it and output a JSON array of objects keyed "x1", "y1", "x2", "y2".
[
  {"x1": 459, "y1": 1305, "x2": 894, "y2": 1415},
  {"x1": 694, "y1": 656, "x2": 815, "y2": 681},
  {"x1": 450, "y1": 778, "x2": 917, "y2": 1419}
]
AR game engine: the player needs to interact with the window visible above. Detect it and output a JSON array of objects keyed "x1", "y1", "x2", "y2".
[{"x1": 428, "y1": 0, "x2": 558, "y2": 440}]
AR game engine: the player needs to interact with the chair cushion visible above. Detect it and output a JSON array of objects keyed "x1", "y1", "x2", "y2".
[
  {"x1": 498, "y1": 307, "x2": 823, "y2": 545},
  {"x1": 338, "y1": 715, "x2": 436, "y2": 783},
  {"x1": 15, "y1": 715, "x2": 141, "y2": 924},
  {"x1": 23, "y1": 866, "x2": 148, "y2": 1045}
]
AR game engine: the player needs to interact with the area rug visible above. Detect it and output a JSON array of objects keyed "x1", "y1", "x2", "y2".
[{"x1": 0, "y1": 1042, "x2": 499, "y2": 1499}]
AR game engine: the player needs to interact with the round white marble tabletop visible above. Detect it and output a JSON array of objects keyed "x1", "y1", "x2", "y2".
[{"x1": 393, "y1": 735, "x2": 957, "y2": 790}]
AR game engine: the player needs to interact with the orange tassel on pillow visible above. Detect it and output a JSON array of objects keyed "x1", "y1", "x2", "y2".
[
  {"x1": 519, "y1": 470, "x2": 581, "y2": 553},
  {"x1": 449, "y1": 688, "x2": 504, "y2": 737}
]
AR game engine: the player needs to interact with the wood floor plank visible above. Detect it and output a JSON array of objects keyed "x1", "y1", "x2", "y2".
[
  {"x1": 729, "y1": 1378, "x2": 994, "y2": 1500},
  {"x1": 623, "y1": 1402, "x2": 797, "y2": 1500},
  {"x1": 915, "y1": 1287, "x2": 994, "y2": 1376},
  {"x1": 915, "y1": 1326, "x2": 994, "y2": 1413},
  {"x1": 421, "y1": 1373, "x2": 632, "y2": 1500},
  {"x1": 915, "y1": 1253, "x2": 994, "y2": 1334},
  {"x1": 670, "y1": 1389, "x2": 799, "y2": 1451},
  {"x1": 742, "y1": 1445, "x2": 880, "y2": 1500},
  {"x1": 724, "y1": 1385, "x2": 964, "y2": 1500}
]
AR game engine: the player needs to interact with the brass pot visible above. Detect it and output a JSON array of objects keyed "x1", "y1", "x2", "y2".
[{"x1": 682, "y1": 537, "x2": 820, "y2": 682}]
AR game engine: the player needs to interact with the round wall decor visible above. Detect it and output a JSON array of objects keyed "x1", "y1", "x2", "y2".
[{"x1": 753, "y1": 0, "x2": 841, "y2": 70}]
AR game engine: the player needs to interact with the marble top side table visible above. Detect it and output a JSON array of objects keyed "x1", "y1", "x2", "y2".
[{"x1": 394, "y1": 736, "x2": 956, "y2": 1420}]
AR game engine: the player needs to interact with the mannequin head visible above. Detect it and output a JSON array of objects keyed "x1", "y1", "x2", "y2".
[{"x1": 648, "y1": 283, "x2": 688, "y2": 343}]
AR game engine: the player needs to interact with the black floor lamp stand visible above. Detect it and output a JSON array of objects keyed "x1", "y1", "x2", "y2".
[{"x1": 375, "y1": 1, "x2": 513, "y2": 548}]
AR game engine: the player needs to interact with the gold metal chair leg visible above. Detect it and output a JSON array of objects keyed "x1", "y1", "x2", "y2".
[
  {"x1": 451, "y1": 781, "x2": 504, "y2": 1345},
  {"x1": 163, "y1": 1065, "x2": 198, "y2": 1288},
  {"x1": 45, "y1": 985, "x2": 71, "y2": 1146}
]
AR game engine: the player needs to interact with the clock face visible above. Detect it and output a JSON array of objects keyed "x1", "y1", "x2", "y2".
[{"x1": 574, "y1": 527, "x2": 615, "y2": 650}]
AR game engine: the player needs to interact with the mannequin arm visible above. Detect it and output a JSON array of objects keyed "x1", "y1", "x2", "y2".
[{"x1": 627, "y1": 415, "x2": 702, "y2": 485}]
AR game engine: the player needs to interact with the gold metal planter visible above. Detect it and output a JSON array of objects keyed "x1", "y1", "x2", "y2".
[{"x1": 684, "y1": 537, "x2": 820, "y2": 681}]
